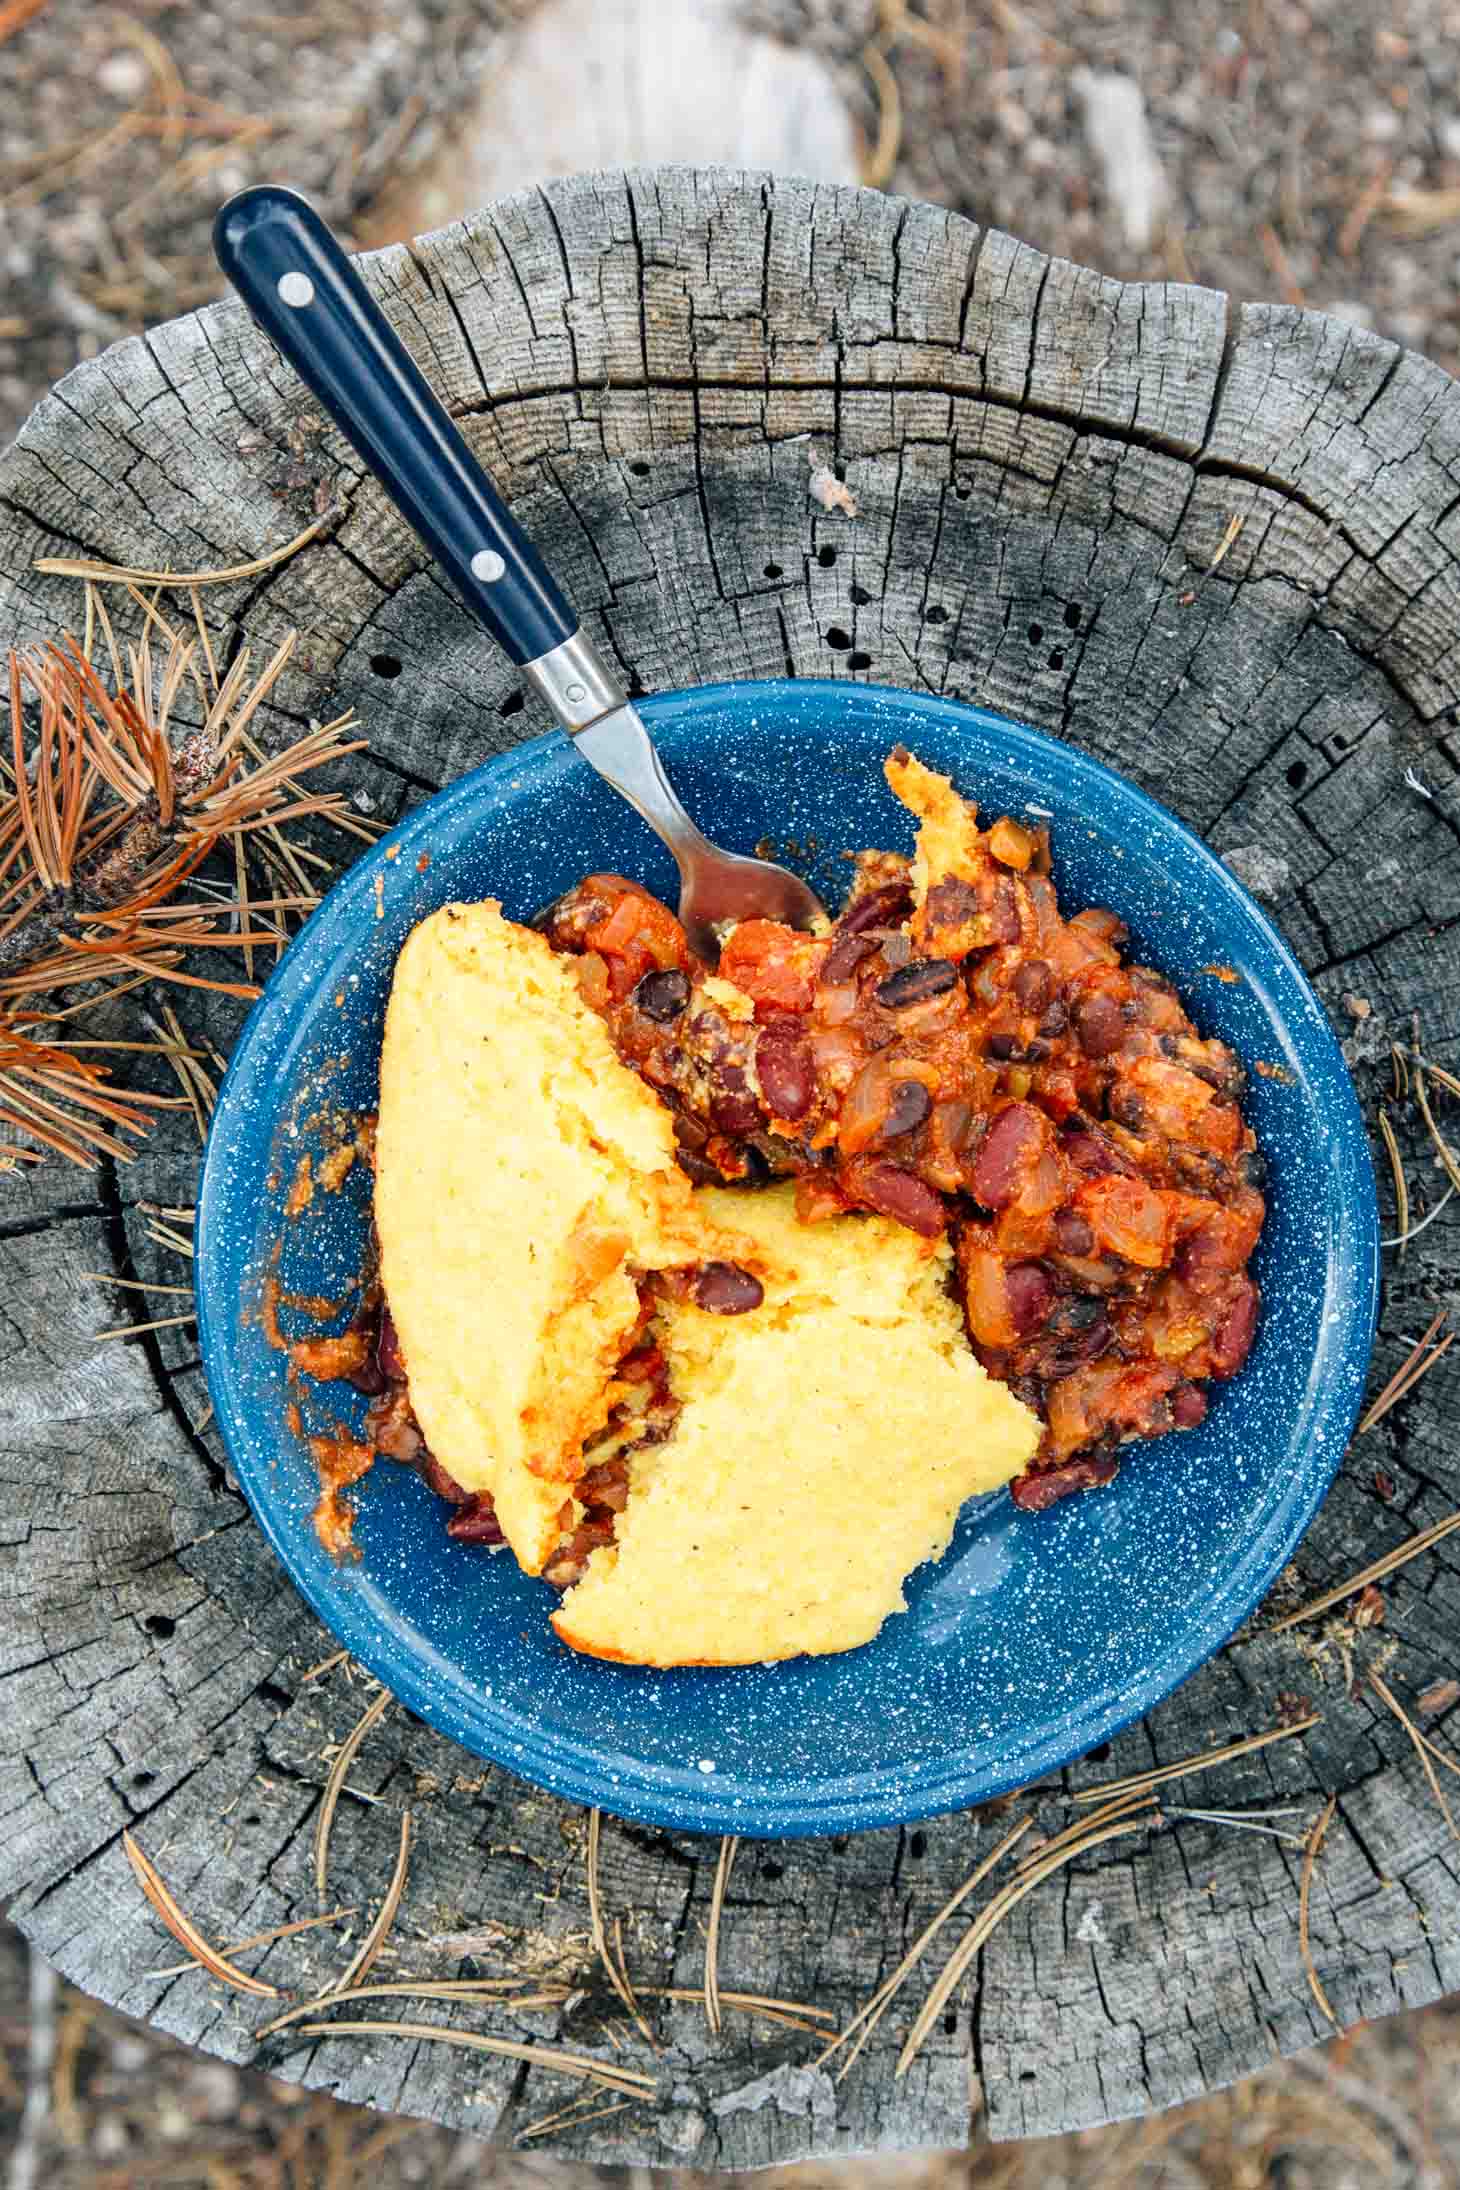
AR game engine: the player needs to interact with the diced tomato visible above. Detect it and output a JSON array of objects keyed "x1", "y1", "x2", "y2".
[
  {"x1": 718, "y1": 920, "x2": 828, "y2": 1014},
  {"x1": 1075, "y1": 1174, "x2": 1174, "y2": 1270},
  {"x1": 584, "y1": 881, "x2": 691, "y2": 998}
]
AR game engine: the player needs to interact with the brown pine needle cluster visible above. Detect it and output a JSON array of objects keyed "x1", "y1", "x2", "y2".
[{"x1": 0, "y1": 597, "x2": 376, "y2": 1164}]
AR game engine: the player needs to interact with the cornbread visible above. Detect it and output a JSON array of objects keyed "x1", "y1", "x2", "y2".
[
  {"x1": 552, "y1": 1185, "x2": 1040, "y2": 1665},
  {"x1": 374, "y1": 900, "x2": 738, "y2": 1573},
  {"x1": 373, "y1": 894, "x2": 1039, "y2": 1660}
]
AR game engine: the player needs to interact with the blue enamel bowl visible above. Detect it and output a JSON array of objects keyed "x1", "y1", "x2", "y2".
[{"x1": 197, "y1": 680, "x2": 1378, "y2": 1837}]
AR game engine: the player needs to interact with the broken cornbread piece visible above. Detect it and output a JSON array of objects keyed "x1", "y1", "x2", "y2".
[
  {"x1": 551, "y1": 1184, "x2": 1039, "y2": 1666},
  {"x1": 373, "y1": 900, "x2": 741, "y2": 1573}
]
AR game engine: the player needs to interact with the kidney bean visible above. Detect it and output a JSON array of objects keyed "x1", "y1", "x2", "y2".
[
  {"x1": 1012, "y1": 959, "x2": 1053, "y2": 1014},
  {"x1": 418, "y1": 1450, "x2": 471, "y2": 1505},
  {"x1": 633, "y1": 967, "x2": 691, "y2": 1022},
  {"x1": 1074, "y1": 991, "x2": 1125, "y2": 1058},
  {"x1": 1060, "y1": 1125, "x2": 1138, "y2": 1178},
  {"x1": 841, "y1": 881, "x2": 914, "y2": 934},
  {"x1": 1053, "y1": 1208, "x2": 1095, "y2": 1256},
  {"x1": 1038, "y1": 997, "x2": 1069, "y2": 1037},
  {"x1": 446, "y1": 1493, "x2": 507, "y2": 1544},
  {"x1": 971, "y1": 1101, "x2": 1046, "y2": 1208},
  {"x1": 347, "y1": 1347, "x2": 387, "y2": 1396},
  {"x1": 376, "y1": 1307, "x2": 404, "y2": 1381},
  {"x1": 1171, "y1": 1381, "x2": 1209, "y2": 1428},
  {"x1": 1005, "y1": 1261, "x2": 1054, "y2": 1338},
  {"x1": 924, "y1": 878, "x2": 981, "y2": 928},
  {"x1": 875, "y1": 957, "x2": 960, "y2": 1008},
  {"x1": 1010, "y1": 1453, "x2": 1120, "y2": 1510},
  {"x1": 987, "y1": 1032, "x2": 1022, "y2": 1061},
  {"x1": 1210, "y1": 1279, "x2": 1259, "y2": 1377},
  {"x1": 709, "y1": 1064, "x2": 761, "y2": 1136},
  {"x1": 694, "y1": 1261, "x2": 765, "y2": 1314},
  {"x1": 756, "y1": 1024, "x2": 815, "y2": 1121},
  {"x1": 989, "y1": 874, "x2": 1022, "y2": 944},
  {"x1": 821, "y1": 930, "x2": 880, "y2": 985},
  {"x1": 875, "y1": 1077, "x2": 932, "y2": 1141},
  {"x1": 580, "y1": 1457, "x2": 631, "y2": 1512},
  {"x1": 847, "y1": 1159, "x2": 946, "y2": 1236}
]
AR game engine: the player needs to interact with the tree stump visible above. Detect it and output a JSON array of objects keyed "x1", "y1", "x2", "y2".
[{"x1": 2, "y1": 170, "x2": 1458, "y2": 2165}]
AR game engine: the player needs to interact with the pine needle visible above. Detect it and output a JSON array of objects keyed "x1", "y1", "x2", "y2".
[
  {"x1": 519, "y1": 2095, "x2": 636, "y2": 2142},
  {"x1": 330, "y1": 1809, "x2": 412, "y2": 1996},
  {"x1": 896, "y1": 1806, "x2": 1158, "y2": 2075},
  {"x1": 818, "y1": 1815, "x2": 1033, "y2": 2078},
  {"x1": 704, "y1": 1835, "x2": 737, "y2": 2035},
  {"x1": 95, "y1": 1309, "x2": 196, "y2": 1340},
  {"x1": 585, "y1": 1810, "x2": 655, "y2": 2049},
  {"x1": 123, "y1": 1830, "x2": 281, "y2": 1999},
  {"x1": 1299, "y1": 1796, "x2": 1339, "y2": 2024},
  {"x1": 1368, "y1": 1673, "x2": 1459, "y2": 1839},
  {"x1": 1072, "y1": 1716, "x2": 1321, "y2": 1802},
  {"x1": 34, "y1": 513, "x2": 337, "y2": 591},
  {"x1": 1377, "y1": 1108, "x2": 1409, "y2": 1257},
  {"x1": 643, "y1": 1985, "x2": 835, "y2": 2034},
  {"x1": 315, "y1": 1688, "x2": 391, "y2": 1905},
  {"x1": 300, "y1": 1648, "x2": 350, "y2": 1684},
  {"x1": 257, "y1": 1980, "x2": 577, "y2": 2038},
  {"x1": 860, "y1": 36, "x2": 903, "y2": 187},
  {"x1": 283, "y1": 2018, "x2": 654, "y2": 2099},
  {"x1": 1268, "y1": 1511, "x2": 1460, "y2": 1632},
  {"x1": 1416, "y1": 1066, "x2": 1460, "y2": 1197},
  {"x1": 150, "y1": 1905, "x2": 357, "y2": 1979},
  {"x1": 1355, "y1": 1311, "x2": 1453, "y2": 1435}
]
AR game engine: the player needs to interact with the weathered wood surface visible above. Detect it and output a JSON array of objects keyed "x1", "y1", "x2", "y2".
[{"x1": 2, "y1": 169, "x2": 1459, "y2": 2164}]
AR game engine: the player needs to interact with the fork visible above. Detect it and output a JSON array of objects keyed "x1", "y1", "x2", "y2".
[{"x1": 213, "y1": 186, "x2": 825, "y2": 961}]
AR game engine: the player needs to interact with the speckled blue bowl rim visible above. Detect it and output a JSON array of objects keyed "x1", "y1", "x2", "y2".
[{"x1": 197, "y1": 678, "x2": 1379, "y2": 1839}]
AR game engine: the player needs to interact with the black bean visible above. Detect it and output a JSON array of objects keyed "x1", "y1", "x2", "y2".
[
  {"x1": 633, "y1": 967, "x2": 691, "y2": 1022},
  {"x1": 876, "y1": 1078, "x2": 932, "y2": 1140},
  {"x1": 875, "y1": 958, "x2": 959, "y2": 1008},
  {"x1": 1107, "y1": 1084, "x2": 1147, "y2": 1132},
  {"x1": 1240, "y1": 1150, "x2": 1268, "y2": 1189},
  {"x1": 694, "y1": 1262, "x2": 765, "y2": 1314},
  {"x1": 840, "y1": 882, "x2": 914, "y2": 934},
  {"x1": 987, "y1": 1032, "x2": 1021, "y2": 1061}
]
